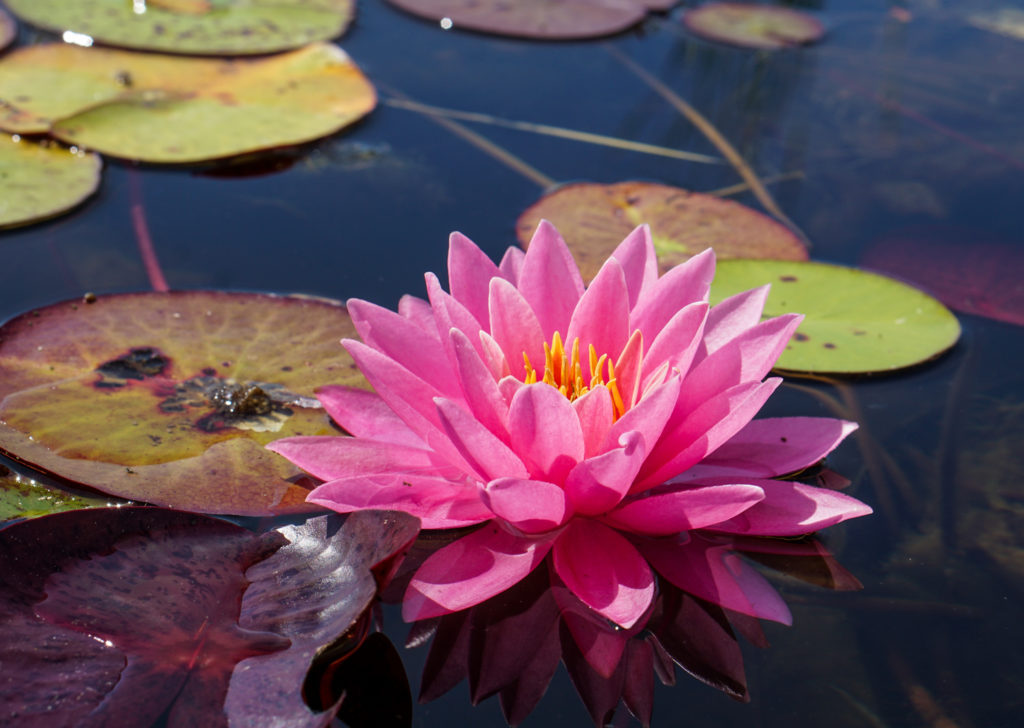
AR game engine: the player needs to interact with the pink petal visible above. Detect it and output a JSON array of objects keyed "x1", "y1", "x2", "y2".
[
  {"x1": 552, "y1": 519, "x2": 654, "y2": 628},
  {"x1": 499, "y1": 245, "x2": 524, "y2": 284},
  {"x1": 564, "y1": 431, "x2": 645, "y2": 515},
  {"x1": 489, "y1": 277, "x2": 545, "y2": 378},
  {"x1": 448, "y1": 231, "x2": 502, "y2": 329},
  {"x1": 425, "y1": 272, "x2": 486, "y2": 360},
  {"x1": 398, "y1": 294, "x2": 436, "y2": 329},
  {"x1": 554, "y1": 586, "x2": 628, "y2": 678},
  {"x1": 641, "y1": 301, "x2": 708, "y2": 382},
  {"x1": 314, "y1": 385, "x2": 425, "y2": 449},
  {"x1": 704, "y1": 478, "x2": 873, "y2": 536},
  {"x1": 267, "y1": 436, "x2": 439, "y2": 481},
  {"x1": 508, "y1": 383, "x2": 585, "y2": 483},
  {"x1": 572, "y1": 385, "x2": 614, "y2": 458},
  {"x1": 308, "y1": 474, "x2": 490, "y2": 529},
  {"x1": 612, "y1": 329, "x2": 644, "y2": 411},
  {"x1": 435, "y1": 397, "x2": 528, "y2": 482},
  {"x1": 609, "y1": 224, "x2": 658, "y2": 311},
  {"x1": 449, "y1": 328, "x2": 510, "y2": 442},
  {"x1": 566, "y1": 257, "x2": 630, "y2": 365},
  {"x1": 603, "y1": 483, "x2": 765, "y2": 535},
  {"x1": 683, "y1": 417, "x2": 859, "y2": 481},
  {"x1": 481, "y1": 477, "x2": 571, "y2": 533},
  {"x1": 630, "y1": 248, "x2": 716, "y2": 345},
  {"x1": 601, "y1": 375, "x2": 680, "y2": 458},
  {"x1": 478, "y1": 331, "x2": 511, "y2": 381},
  {"x1": 640, "y1": 535, "x2": 792, "y2": 624},
  {"x1": 701, "y1": 285, "x2": 770, "y2": 355},
  {"x1": 518, "y1": 220, "x2": 585, "y2": 338},
  {"x1": 403, "y1": 524, "x2": 556, "y2": 621}
]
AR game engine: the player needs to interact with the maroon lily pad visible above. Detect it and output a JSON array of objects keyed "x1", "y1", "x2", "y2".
[
  {"x1": 0, "y1": 291, "x2": 368, "y2": 516},
  {"x1": 684, "y1": 3, "x2": 824, "y2": 50},
  {"x1": 516, "y1": 181, "x2": 807, "y2": 283},
  {"x1": 0, "y1": 507, "x2": 419, "y2": 727},
  {"x1": 861, "y1": 227, "x2": 1024, "y2": 327},
  {"x1": 385, "y1": 0, "x2": 675, "y2": 40}
]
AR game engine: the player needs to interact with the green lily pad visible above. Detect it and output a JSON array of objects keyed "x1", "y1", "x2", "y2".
[
  {"x1": 0, "y1": 465, "x2": 114, "y2": 525},
  {"x1": 3, "y1": 0, "x2": 355, "y2": 56},
  {"x1": 0, "y1": 42, "x2": 376, "y2": 163},
  {"x1": 709, "y1": 259, "x2": 961, "y2": 374},
  {"x1": 516, "y1": 181, "x2": 807, "y2": 283},
  {"x1": 0, "y1": 291, "x2": 369, "y2": 516},
  {"x1": 0, "y1": 136, "x2": 102, "y2": 230},
  {"x1": 0, "y1": 8, "x2": 14, "y2": 52},
  {"x1": 684, "y1": 3, "x2": 824, "y2": 50}
]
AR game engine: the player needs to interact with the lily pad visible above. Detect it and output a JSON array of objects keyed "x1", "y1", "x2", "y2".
[
  {"x1": 0, "y1": 8, "x2": 14, "y2": 52},
  {"x1": 684, "y1": 3, "x2": 824, "y2": 50},
  {"x1": 0, "y1": 291, "x2": 368, "y2": 515},
  {"x1": 0, "y1": 136, "x2": 102, "y2": 230},
  {"x1": 862, "y1": 229, "x2": 1024, "y2": 327},
  {"x1": 0, "y1": 507, "x2": 419, "y2": 727},
  {"x1": 0, "y1": 465, "x2": 114, "y2": 526},
  {"x1": 385, "y1": 0, "x2": 676, "y2": 40},
  {"x1": 0, "y1": 42, "x2": 376, "y2": 163},
  {"x1": 3, "y1": 0, "x2": 355, "y2": 56},
  {"x1": 709, "y1": 259, "x2": 961, "y2": 374},
  {"x1": 516, "y1": 181, "x2": 807, "y2": 283}
]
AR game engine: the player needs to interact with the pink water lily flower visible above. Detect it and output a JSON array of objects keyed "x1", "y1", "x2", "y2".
[{"x1": 269, "y1": 221, "x2": 871, "y2": 629}]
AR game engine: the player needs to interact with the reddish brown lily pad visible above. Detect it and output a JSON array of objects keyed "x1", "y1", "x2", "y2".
[
  {"x1": 0, "y1": 9, "x2": 15, "y2": 52},
  {"x1": 684, "y1": 3, "x2": 824, "y2": 50},
  {"x1": 0, "y1": 291, "x2": 368, "y2": 516},
  {"x1": 516, "y1": 181, "x2": 807, "y2": 283},
  {"x1": 385, "y1": 0, "x2": 675, "y2": 40}
]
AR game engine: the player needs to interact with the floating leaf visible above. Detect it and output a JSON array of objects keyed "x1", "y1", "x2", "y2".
[
  {"x1": 0, "y1": 8, "x2": 14, "y2": 52},
  {"x1": 862, "y1": 229, "x2": 1024, "y2": 327},
  {"x1": 0, "y1": 136, "x2": 102, "y2": 230},
  {"x1": 684, "y1": 2, "x2": 824, "y2": 50},
  {"x1": 385, "y1": 0, "x2": 675, "y2": 40},
  {"x1": 0, "y1": 291, "x2": 367, "y2": 515},
  {"x1": 709, "y1": 259, "x2": 961, "y2": 374},
  {"x1": 516, "y1": 181, "x2": 807, "y2": 283},
  {"x1": 967, "y1": 8, "x2": 1024, "y2": 41},
  {"x1": 3, "y1": 0, "x2": 355, "y2": 56},
  {"x1": 0, "y1": 507, "x2": 419, "y2": 727},
  {"x1": 0, "y1": 42, "x2": 376, "y2": 163},
  {"x1": 0, "y1": 465, "x2": 114, "y2": 525}
]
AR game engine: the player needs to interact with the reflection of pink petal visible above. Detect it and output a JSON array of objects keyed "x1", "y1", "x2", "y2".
[{"x1": 553, "y1": 585, "x2": 629, "y2": 679}]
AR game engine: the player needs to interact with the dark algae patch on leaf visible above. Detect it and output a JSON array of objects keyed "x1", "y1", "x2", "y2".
[{"x1": 0, "y1": 291, "x2": 368, "y2": 516}]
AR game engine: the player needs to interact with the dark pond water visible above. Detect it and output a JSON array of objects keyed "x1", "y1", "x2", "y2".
[{"x1": 2, "y1": 0, "x2": 1023, "y2": 726}]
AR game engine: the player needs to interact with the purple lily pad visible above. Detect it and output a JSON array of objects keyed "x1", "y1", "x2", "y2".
[{"x1": 0, "y1": 507, "x2": 419, "y2": 727}]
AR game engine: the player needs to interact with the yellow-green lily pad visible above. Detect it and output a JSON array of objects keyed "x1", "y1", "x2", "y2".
[
  {"x1": 516, "y1": 181, "x2": 807, "y2": 283},
  {"x1": 0, "y1": 136, "x2": 102, "y2": 230},
  {"x1": 0, "y1": 465, "x2": 114, "y2": 525},
  {"x1": 0, "y1": 291, "x2": 369, "y2": 516},
  {"x1": 0, "y1": 42, "x2": 376, "y2": 163},
  {"x1": 684, "y1": 3, "x2": 824, "y2": 50},
  {"x1": 3, "y1": 0, "x2": 355, "y2": 56},
  {"x1": 0, "y1": 8, "x2": 15, "y2": 52},
  {"x1": 709, "y1": 259, "x2": 961, "y2": 375}
]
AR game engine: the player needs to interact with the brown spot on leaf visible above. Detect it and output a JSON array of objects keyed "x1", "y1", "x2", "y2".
[
  {"x1": 794, "y1": 332, "x2": 810, "y2": 342},
  {"x1": 824, "y1": 342, "x2": 837, "y2": 349},
  {"x1": 779, "y1": 275, "x2": 798, "y2": 282}
]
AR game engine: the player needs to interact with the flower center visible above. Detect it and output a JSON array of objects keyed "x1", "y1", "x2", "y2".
[{"x1": 522, "y1": 331, "x2": 626, "y2": 419}]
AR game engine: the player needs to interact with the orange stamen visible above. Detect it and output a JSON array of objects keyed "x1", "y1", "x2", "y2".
[{"x1": 522, "y1": 331, "x2": 629, "y2": 420}]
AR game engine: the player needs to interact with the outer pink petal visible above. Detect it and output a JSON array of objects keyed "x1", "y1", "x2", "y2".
[
  {"x1": 641, "y1": 301, "x2": 708, "y2": 382},
  {"x1": 307, "y1": 474, "x2": 491, "y2": 529},
  {"x1": 518, "y1": 220, "x2": 585, "y2": 338},
  {"x1": 640, "y1": 535, "x2": 792, "y2": 624},
  {"x1": 564, "y1": 431, "x2": 646, "y2": 515},
  {"x1": 499, "y1": 245, "x2": 524, "y2": 284},
  {"x1": 509, "y1": 383, "x2": 585, "y2": 483},
  {"x1": 572, "y1": 385, "x2": 614, "y2": 458},
  {"x1": 403, "y1": 523, "x2": 556, "y2": 621},
  {"x1": 481, "y1": 477, "x2": 571, "y2": 533},
  {"x1": 435, "y1": 397, "x2": 528, "y2": 482},
  {"x1": 566, "y1": 257, "x2": 630, "y2": 365},
  {"x1": 448, "y1": 231, "x2": 502, "y2": 328},
  {"x1": 449, "y1": 328, "x2": 510, "y2": 442},
  {"x1": 609, "y1": 224, "x2": 658, "y2": 311},
  {"x1": 398, "y1": 294, "x2": 436, "y2": 330},
  {"x1": 701, "y1": 285, "x2": 770, "y2": 355},
  {"x1": 489, "y1": 277, "x2": 545, "y2": 376},
  {"x1": 703, "y1": 478, "x2": 873, "y2": 536},
  {"x1": 267, "y1": 436, "x2": 439, "y2": 481},
  {"x1": 425, "y1": 272, "x2": 486, "y2": 360},
  {"x1": 552, "y1": 519, "x2": 654, "y2": 629},
  {"x1": 314, "y1": 385, "x2": 425, "y2": 449},
  {"x1": 630, "y1": 248, "x2": 715, "y2": 345},
  {"x1": 682, "y1": 417, "x2": 859, "y2": 481},
  {"x1": 603, "y1": 483, "x2": 765, "y2": 535}
]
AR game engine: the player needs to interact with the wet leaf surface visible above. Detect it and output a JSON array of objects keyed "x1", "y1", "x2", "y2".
[
  {"x1": 516, "y1": 181, "x2": 807, "y2": 283},
  {"x1": 0, "y1": 291, "x2": 367, "y2": 515},
  {"x1": 0, "y1": 464, "x2": 114, "y2": 526},
  {"x1": 385, "y1": 0, "x2": 675, "y2": 40},
  {"x1": 862, "y1": 228, "x2": 1024, "y2": 327},
  {"x1": 0, "y1": 43, "x2": 376, "y2": 163},
  {"x1": 0, "y1": 507, "x2": 419, "y2": 727},
  {"x1": 0, "y1": 8, "x2": 14, "y2": 52},
  {"x1": 684, "y1": 2, "x2": 824, "y2": 50},
  {"x1": 710, "y1": 259, "x2": 961, "y2": 374},
  {"x1": 3, "y1": 0, "x2": 355, "y2": 56},
  {"x1": 0, "y1": 136, "x2": 102, "y2": 230}
]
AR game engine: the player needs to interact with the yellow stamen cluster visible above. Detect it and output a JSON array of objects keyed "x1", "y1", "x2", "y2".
[{"x1": 523, "y1": 332, "x2": 626, "y2": 420}]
